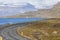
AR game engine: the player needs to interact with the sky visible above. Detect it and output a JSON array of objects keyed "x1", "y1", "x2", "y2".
[
  {"x1": 0, "y1": 0, "x2": 60, "y2": 9},
  {"x1": 0, "y1": 0, "x2": 60, "y2": 16}
]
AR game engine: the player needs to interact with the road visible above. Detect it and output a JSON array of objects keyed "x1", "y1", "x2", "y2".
[{"x1": 0, "y1": 23, "x2": 29, "y2": 40}]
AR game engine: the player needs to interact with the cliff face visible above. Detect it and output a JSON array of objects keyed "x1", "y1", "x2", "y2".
[{"x1": 1, "y1": 2, "x2": 60, "y2": 18}]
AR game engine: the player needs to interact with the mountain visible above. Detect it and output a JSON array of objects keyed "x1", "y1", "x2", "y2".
[
  {"x1": 0, "y1": 3, "x2": 36, "y2": 17},
  {"x1": 0, "y1": 2, "x2": 60, "y2": 18}
]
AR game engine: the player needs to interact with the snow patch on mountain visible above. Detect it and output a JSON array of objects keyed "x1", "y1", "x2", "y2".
[{"x1": 0, "y1": 3, "x2": 37, "y2": 16}]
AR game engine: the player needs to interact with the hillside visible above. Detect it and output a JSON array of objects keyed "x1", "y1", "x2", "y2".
[
  {"x1": 17, "y1": 18, "x2": 60, "y2": 40},
  {"x1": 0, "y1": 18, "x2": 60, "y2": 40},
  {"x1": 1, "y1": 2, "x2": 60, "y2": 18}
]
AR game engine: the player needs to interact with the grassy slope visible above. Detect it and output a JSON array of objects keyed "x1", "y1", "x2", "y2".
[{"x1": 17, "y1": 18, "x2": 60, "y2": 40}]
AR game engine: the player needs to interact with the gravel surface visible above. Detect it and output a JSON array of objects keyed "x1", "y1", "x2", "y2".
[{"x1": 0, "y1": 24, "x2": 29, "y2": 40}]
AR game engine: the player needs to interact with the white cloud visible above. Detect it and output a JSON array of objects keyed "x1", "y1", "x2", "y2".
[{"x1": 0, "y1": 0, "x2": 60, "y2": 9}]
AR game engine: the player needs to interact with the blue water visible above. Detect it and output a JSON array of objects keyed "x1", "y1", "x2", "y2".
[{"x1": 0, "y1": 18, "x2": 43, "y2": 25}]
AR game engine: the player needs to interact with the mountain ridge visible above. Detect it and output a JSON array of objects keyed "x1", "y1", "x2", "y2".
[{"x1": 0, "y1": 2, "x2": 60, "y2": 18}]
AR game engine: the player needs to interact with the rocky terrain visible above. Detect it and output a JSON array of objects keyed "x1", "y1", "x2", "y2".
[{"x1": 2, "y1": 2, "x2": 60, "y2": 18}]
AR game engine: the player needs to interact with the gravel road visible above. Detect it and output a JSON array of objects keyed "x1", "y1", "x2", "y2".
[{"x1": 0, "y1": 23, "x2": 29, "y2": 40}]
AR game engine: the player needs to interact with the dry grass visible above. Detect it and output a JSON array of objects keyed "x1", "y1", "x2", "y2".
[{"x1": 17, "y1": 19, "x2": 60, "y2": 40}]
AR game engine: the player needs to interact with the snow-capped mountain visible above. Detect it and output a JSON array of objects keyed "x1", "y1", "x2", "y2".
[
  {"x1": 2, "y1": 2, "x2": 60, "y2": 18},
  {"x1": 0, "y1": 3, "x2": 37, "y2": 16}
]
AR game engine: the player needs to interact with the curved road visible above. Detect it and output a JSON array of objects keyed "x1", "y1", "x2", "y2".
[{"x1": 0, "y1": 24, "x2": 29, "y2": 40}]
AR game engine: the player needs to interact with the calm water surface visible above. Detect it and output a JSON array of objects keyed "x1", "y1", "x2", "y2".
[{"x1": 0, "y1": 18, "x2": 43, "y2": 25}]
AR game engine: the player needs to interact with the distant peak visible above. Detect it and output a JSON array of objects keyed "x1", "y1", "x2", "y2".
[{"x1": 52, "y1": 2, "x2": 60, "y2": 10}]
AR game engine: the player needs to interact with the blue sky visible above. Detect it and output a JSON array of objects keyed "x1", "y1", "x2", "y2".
[{"x1": 0, "y1": 0, "x2": 60, "y2": 16}]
